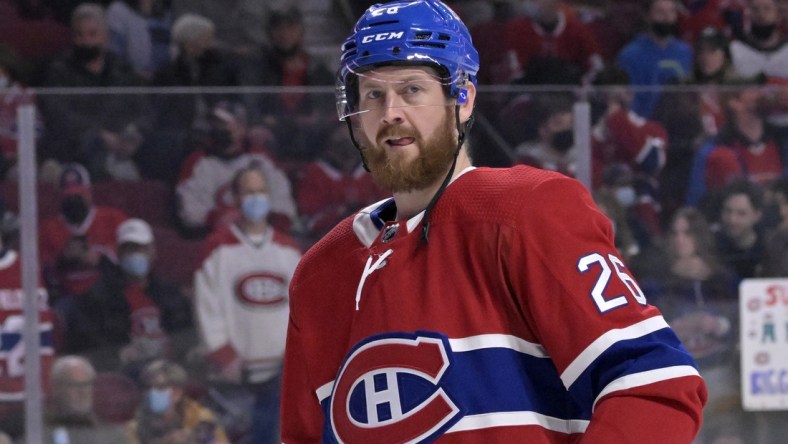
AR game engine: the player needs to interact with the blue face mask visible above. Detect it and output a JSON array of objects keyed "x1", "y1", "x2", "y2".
[
  {"x1": 147, "y1": 388, "x2": 172, "y2": 413},
  {"x1": 241, "y1": 193, "x2": 271, "y2": 223},
  {"x1": 121, "y1": 253, "x2": 150, "y2": 277}
]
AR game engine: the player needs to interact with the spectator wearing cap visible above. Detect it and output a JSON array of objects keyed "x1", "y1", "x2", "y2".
[
  {"x1": 40, "y1": 163, "x2": 128, "y2": 302},
  {"x1": 692, "y1": 27, "x2": 737, "y2": 84},
  {"x1": 175, "y1": 102, "x2": 297, "y2": 237},
  {"x1": 684, "y1": 27, "x2": 740, "y2": 143},
  {"x1": 239, "y1": 5, "x2": 334, "y2": 163},
  {"x1": 38, "y1": 3, "x2": 150, "y2": 175},
  {"x1": 64, "y1": 218, "x2": 193, "y2": 374}
]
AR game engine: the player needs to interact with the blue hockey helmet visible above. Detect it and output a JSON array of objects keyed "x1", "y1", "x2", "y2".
[{"x1": 336, "y1": 0, "x2": 480, "y2": 121}]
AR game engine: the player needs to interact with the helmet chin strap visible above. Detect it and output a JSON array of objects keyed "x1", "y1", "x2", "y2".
[
  {"x1": 345, "y1": 118, "x2": 370, "y2": 172},
  {"x1": 420, "y1": 104, "x2": 465, "y2": 244}
]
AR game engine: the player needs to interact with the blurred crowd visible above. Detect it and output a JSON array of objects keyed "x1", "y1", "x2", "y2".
[{"x1": 0, "y1": 0, "x2": 786, "y2": 443}]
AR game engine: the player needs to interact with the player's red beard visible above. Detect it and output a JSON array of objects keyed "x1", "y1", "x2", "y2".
[{"x1": 356, "y1": 107, "x2": 457, "y2": 193}]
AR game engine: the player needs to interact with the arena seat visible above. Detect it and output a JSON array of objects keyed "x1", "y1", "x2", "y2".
[
  {"x1": 152, "y1": 226, "x2": 203, "y2": 288},
  {"x1": 92, "y1": 180, "x2": 174, "y2": 228},
  {"x1": 92, "y1": 371, "x2": 141, "y2": 423}
]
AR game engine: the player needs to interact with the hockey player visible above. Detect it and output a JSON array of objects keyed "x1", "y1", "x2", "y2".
[{"x1": 281, "y1": 1, "x2": 707, "y2": 443}]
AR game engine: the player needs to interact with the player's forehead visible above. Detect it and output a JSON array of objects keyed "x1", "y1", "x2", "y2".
[{"x1": 357, "y1": 65, "x2": 443, "y2": 88}]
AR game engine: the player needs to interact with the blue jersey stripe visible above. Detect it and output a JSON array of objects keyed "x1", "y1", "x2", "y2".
[{"x1": 568, "y1": 328, "x2": 697, "y2": 416}]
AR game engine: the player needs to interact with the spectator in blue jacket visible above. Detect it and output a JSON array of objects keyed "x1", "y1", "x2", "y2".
[{"x1": 616, "y1": 0, "x2": 693, "y2": 118}]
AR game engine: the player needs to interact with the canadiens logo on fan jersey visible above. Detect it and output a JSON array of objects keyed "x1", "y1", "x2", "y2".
[
  {"x1": 234, "y1": 272, "x2": 287, "y2": 306},
  {"x1": 328, "y1": 332, "x2": 461, "y2": 443}
]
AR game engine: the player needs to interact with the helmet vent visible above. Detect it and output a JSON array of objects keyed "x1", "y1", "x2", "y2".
[
  {"x1": 438, "y1": 33, "x2": 451, "y2": 41},
  {"x1": 369, "y1": 20, "x2": 398, "y2": 27},
  {"x1": 414, "y1": 32, "x2": 432, "y2": 40},
  {"x1": 414, "y1": 42, "x2": 446, "y2": 49}
]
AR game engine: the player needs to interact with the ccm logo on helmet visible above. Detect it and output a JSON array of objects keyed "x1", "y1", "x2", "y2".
[
  {"x1": 329, "y1": 333, "x2": 461, "y2": 443},
  {"x1": 362, "y1": 31, "x2": 405, "y2": 44},
  {"x1": 235, "y1": 272, "x2": 287, "y2": 306}
]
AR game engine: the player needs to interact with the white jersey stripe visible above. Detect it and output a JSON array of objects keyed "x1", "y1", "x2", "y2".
[
  {"x1": 592, "y1": 365, "x2": 701, "y2": 411},
  {"x1": 447, "y1": 411, "x2": 589, "y2": 435},
  {"x1": 448, "y1": 334, "x2": 548, "y2": 357},
  {"x1": 316, "y1": 380, "x2": 334, "y2": 403},
  {"x1": 561, "y1": 316, "x2": 670, "y2": 387}
]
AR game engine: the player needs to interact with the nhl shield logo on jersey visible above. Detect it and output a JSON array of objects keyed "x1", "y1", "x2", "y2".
[
  {"x1": 328, "y1": 332, "x2": 461, "y2": 443},
  {"x1": 234, "y1": 272, "x2": 287, "y2": 306}
]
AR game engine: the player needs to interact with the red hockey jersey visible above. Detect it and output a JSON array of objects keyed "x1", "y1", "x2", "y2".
[
  {"x1": 0, "y1": 250, "x2": 54, "y2": 402},
  {"x1": 282, "y1": 166, "x2": 706, "y2": 443}
]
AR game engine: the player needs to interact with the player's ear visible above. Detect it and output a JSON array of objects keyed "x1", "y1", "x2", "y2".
[{"x1": 457, "y1": 83, "x2": 476, "y2": 125}]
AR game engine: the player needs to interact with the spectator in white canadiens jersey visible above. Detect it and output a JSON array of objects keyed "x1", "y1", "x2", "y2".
[{"x1": 193, "y1": 166, "x2": 301, "y2": 443}]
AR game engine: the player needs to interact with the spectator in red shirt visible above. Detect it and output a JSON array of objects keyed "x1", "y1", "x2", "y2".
[
  {"x1": 686, "y1": 87, "x2": 788, "y2": 207},
  {"x1": 40, "y1": 163, "x2": 128, "y2": 300},
  {"x1": 503, "y1": 0, "x2": 603, "y2": 84},
  {"x1": 239, "y1": 5, "x2": 334, "y2": 163},
  {"x1": 296, "y1": 126, "x2": 386, "y2": 244}
]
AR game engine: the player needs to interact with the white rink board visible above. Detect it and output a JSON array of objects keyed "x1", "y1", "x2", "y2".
[{"x1": 740, "y1": 279, "x2": 788, "y2": 411}]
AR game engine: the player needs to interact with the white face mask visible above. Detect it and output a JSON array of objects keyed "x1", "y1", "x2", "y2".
[
  {"x1": 615, "y1": 186, "x2": 637, "y2": 208},
  {"x1": 241, "y1": 193, "x2": 271, "y2": 223}
]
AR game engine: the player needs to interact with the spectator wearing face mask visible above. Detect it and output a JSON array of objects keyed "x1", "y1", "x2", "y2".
[
  {"x1": 38, "y1": 3, "x2": 150, "y2": 178},
  {"x1": 193, "y1": 166, "x2": 301, "y2": 444},
  {"x1": 616, "y1": 0, "x2": 693, "y2": 118},
  {"x1": 128, "y1": 359, "x2": 228, "y2": 444},
  {"x1": 40, "y1": 163, "x2": 128, "y2": 302},
  {"x1": 730, "y1": 0, "x2": 788, "y2": 81},
  {"x1": 514, "y1": 95, "x2": 578, "y2": 178},
  {"x1": 63, "y1": 218, "x2": 194, "y2": 373}
]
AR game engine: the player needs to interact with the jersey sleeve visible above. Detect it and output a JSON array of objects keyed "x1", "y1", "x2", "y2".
[
  {"x1": 281, "y1": 300, "x2": 324, "y2": 443},
  {"x1": 505, "y1": 175, "x2": 706, "y2": 441},
  {"x1": 193, "y1": 246, "x2": 235, "y2": 367}
]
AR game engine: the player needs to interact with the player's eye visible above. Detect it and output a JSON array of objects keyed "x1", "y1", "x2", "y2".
[{"x1": 364, "y1": 89, "x2": 383, "y2": 100}]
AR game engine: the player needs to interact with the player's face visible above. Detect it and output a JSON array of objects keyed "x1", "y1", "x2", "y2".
[
  {"x1": 721, "y1": 193, "x2": 761, "y2": 240},
  {"x1": 353, "y1": 66, "x2": 458, "y2": 192}
]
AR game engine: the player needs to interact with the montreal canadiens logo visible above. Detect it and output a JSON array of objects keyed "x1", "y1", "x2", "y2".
[
  {"x1": 329, "y1": 332, "x2": 460, "y2": 443},
  {"x1": 234, "y1": 272, "x2": 286, "y2": 306}
]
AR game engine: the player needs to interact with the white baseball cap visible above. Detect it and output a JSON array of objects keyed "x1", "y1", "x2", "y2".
[{"x1": 117, "y1": 218, "x2": 153, "y2": 245}]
